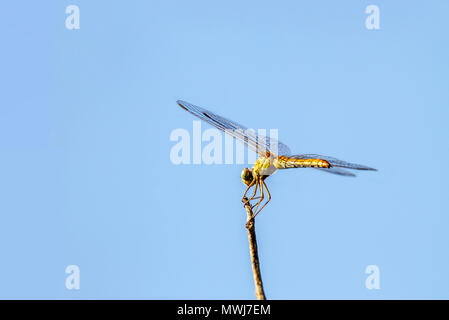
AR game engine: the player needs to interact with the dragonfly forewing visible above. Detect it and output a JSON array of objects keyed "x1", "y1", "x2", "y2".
[{"x1": 177, "y1": 100, "x2": 291, "y2": 156}]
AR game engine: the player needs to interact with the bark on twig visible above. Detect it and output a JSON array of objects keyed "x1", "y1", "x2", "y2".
[{"x1": 243, "y1": 197, "x2": 266, "y2": 300}]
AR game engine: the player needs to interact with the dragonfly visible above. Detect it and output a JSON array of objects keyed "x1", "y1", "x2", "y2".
[{"x1": 177, "y1": 100, "x2": 377, "y2": 219}]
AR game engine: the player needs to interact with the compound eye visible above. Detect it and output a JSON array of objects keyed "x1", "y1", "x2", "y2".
[{"x1": 241, "y1": 168, "x2": 253, "y2": 185}]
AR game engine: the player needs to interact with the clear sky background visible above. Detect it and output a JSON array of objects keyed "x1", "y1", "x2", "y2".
[{"x1": 1, "y1": 1, "x2": 448, "y2": 299}]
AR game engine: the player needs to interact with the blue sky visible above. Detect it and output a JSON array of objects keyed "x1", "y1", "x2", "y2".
[{"x1": 0, "y1": 1, "x2": 448, "y2": 299}]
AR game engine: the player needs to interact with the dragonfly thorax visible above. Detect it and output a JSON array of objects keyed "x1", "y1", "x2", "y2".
[
  {"x1": 242, "y1": 156, "x2": 278, "y2": 186},
  {"x1": 253, "y1": 156, "x2": 278, "y2": 177}
]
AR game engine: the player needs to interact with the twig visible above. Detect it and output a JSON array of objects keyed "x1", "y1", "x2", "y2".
[{"x1": 243, "y1": 197, "x2": 266, "y2": 300}]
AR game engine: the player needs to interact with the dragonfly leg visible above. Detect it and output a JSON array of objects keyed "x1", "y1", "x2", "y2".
[
  {"x1": 253, "y1": 180, "x2": 271, "y2": 218},
  {"x1": 242, "y1": 179, "x2": 258, "y2": 205},
  {"x1": 251, "y1": 178, "x2": 265, "y2": 218},
  {"x1": 248, "y1": 197, "x2": 262, "y2": 210},
  {"x1": 242, "y1": 179, "x2": 255, "y2": 199},
  {"x1": 245, "y1": 196, "x2": 259, "y2": 210},
  {"x1": 247, "y1": 182, "x2": 259, "y2": 203}
]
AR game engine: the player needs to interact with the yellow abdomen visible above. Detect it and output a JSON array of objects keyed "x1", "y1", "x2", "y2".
[{"x1": 274, "y1": 156, "x2": 330, "y2": 169}]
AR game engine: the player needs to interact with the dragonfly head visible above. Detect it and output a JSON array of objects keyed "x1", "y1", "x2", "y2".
[{"x1": 241, "y1": 168, "x2": 254, "y2": 186}]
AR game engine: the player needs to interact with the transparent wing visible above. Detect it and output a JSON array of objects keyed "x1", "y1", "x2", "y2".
[
  {"x1": 314, "y1": 167, "x2": 356, "y2": 177},
  {"x1": 290, "y1": 154, "x2": 377, "y2": 171},
  {"x1": 177, "y1": 100, "x2": 291, "y2": 156}
]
